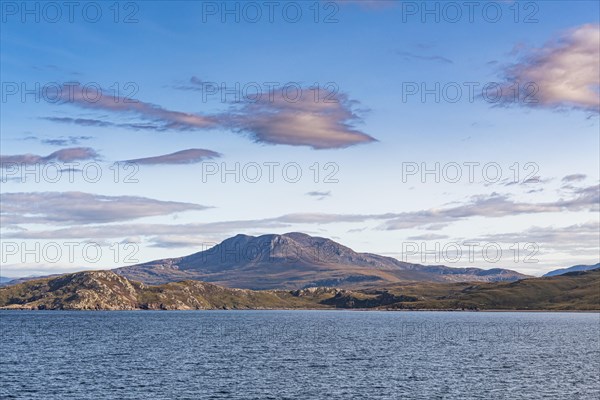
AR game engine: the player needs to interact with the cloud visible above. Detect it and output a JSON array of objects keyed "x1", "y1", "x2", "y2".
[
  {"x1": 23, "y1": 135, "x2": 93, "y2": 146},
  {"x1": 53, "y1": 83, "x2": 217, "y2": 130},
  {"x1": 562, "y1": 174, "x2": 587, "y2": 182},
  {"x1": 2, "y1": 219, "x2": 292, "y2": 241},
  {"x1": 527, "y1": 188, "x2": 544, "y2": 194},
  {"x1": 405, "y1": 233, "x2": 450, "y2": 240},
  {"x1": 380, "y1": 185, "x2": 599, "y2": 230},
  {"x1": 472, "y1": 221, "x2": 600, "y2": 269},
  {"x1": 500, "y1": 176, "x2": 552, "y2": 187},
  {"x1": 498, "y1": 24, "x2": 600, "y2": 112},
  {"x1": 397, "y1": 51, "x2": 453, "y2": 64},
  {"x1": 347, "y1": 227, "x2": 367, "y2": 233},
  {"x1": 521, "y1": 176, "x2": 548, "y2": 184},
  {"x1": 43, "y1": 116, "x2": 115, "y2": 127},
  {"x1": 475, "y1": 221, "x2": 599, "y2": 246},
  {"x1": 174, "y1": 76, "x2": 218, "y2": 92},
  {"x1": 45, "y1": 83, "x2": 377, "y2": 149},
  {"x1": 147, "y1": 235, "x2": 214, "y2": 249},
  {"x1": 43, "y1": 116, "x2": 168, "y2": 131},
  {"x1": 123, "y1": 149, "x2": 221, "y2": 165},
  {"x1": 273, "y1": 212, "x2": 398, "y2": 224},
  {"x1": 0, "y1": 147, "x2": 99, "y2": 167},
  {"x1": 220, "y1": 89, "x2": 377, "y2": 149},
  {"x1": 306, "y1": 191, "x2": 331, "y2": 200},
  {"x1": 41, "y1": 136, "x2": 93, "y2": 146},
  {"x1": 0, "y1": 192, "x2": 210, "y2": 225},
  {"x1": 5, "y1": 185, "x2": 598, "y2": 240}
]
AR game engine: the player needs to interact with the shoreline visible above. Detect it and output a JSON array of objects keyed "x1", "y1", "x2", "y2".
[{"x1": 2, "y1": 308, "x2": 599, "y2": 313}]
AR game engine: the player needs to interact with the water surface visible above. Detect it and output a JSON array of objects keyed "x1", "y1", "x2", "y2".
[{"x1": 1, "y1": 311, "x2": 598, "y2": 399}]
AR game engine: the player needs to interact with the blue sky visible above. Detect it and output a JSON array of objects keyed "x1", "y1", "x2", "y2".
[{"x1": 1, "y1": 0, "x2": 599, "y2": 277}]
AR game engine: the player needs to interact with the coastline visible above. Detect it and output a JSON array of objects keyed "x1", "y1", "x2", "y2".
[{"x1": 2, "y1": 307, "x2": 598, "y2": 313}]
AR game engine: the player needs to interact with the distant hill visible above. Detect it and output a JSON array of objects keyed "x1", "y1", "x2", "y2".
[
  {"x1": 543, "y1": 263, "x2": 600, "y2": 277},
  {"x1": 114, "y1": 232, "x2": 529, "y2": 289},
  {"x1": 372, "y1": 268, "x2": 600, "y2": 311},
  {"x1": 0, "y1": 277, "x2": 13, "y2": 285},
  {"x1": 1, "y1": 269, "x2": 598, "y2": 311}
]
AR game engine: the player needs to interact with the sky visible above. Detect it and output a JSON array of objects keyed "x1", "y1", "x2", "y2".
[{"x1": 1, "y1": 0, "x2": 599, "y2": 278}]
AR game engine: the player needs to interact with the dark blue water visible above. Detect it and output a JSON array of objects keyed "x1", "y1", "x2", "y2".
[{"x1": 1, "y1": 311, "x2": 598, "y2": 399}]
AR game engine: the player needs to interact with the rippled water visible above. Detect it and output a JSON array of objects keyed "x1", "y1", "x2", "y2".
[{"x1": 1, "y1": 311, "x2": 598, "y2": 399}]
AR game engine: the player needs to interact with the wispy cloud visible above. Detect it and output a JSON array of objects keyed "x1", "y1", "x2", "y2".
[
  {"x1": 45, "y1": 83, "x2": 377, "y2": 149},
  {"x1": 23, "y1": 135, "x2": 93, "y2": 146},
  {"x1": 0, "y1": 147, "x2": 99, "y2": 167},
  {"x1": 562, "y1": 173, "x2": 587, "y2": 182},
  {"x1": 123, "y1": 149, "x2": 221, "y2": 165},
  {"x1": 2, "y1": 219, "x2": 292, "y2": 241},
  {"x1": 53, "y1": 83, "x2": 217, "y2": 130},
  {"x1": 473, "y1": 221, "x2": 600, "y2": 267},
  {"x1": 174, "y1": 76, "x2": 216, "y2": 92},
  {"x1": 397, "y1": 51, "x2": 453, "y2": 64},
  {"x1": 306, "y1": 191, "x2": 332, "y2": 200},
  {"x1": 42, "y1": 116, "x2": 167, "y2": 131},
  {"x1": 44, "y1": 137, "x2": 92, "y2": 146},
  {"x1": 405, "y1": 233, "x2": 450, "y2": 240},
  {"x1": 4, "y1": 185, "x2": 598, "y2": 240},
  {"x1": 147, "y1": 235, "x2": 215, "y2": 249},
  {"x1": 380, "y1": 185, "x2": 599, "y2": 230},
  {"x1": 498, "y1": 24, "x2": 600, "y2": 112},
  {"x1": 500, "y1": 176, "x2": 553, "y2": 187},
  {"x1": 0, "y1": 192, "x2": 210, "y2": 225},
  {"x1": 475, "y1": 221, "x2": 599, "y2": 247},
  {"x1": 43, "y1": 116, "x2": 115, "y2": 127}
]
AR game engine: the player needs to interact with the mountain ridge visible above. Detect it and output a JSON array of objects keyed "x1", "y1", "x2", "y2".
[{"x1": 114, "y1": 232, "x2": 530, "y2": 289}]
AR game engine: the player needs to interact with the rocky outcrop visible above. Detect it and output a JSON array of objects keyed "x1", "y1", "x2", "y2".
[
  {"x1": 0, "y1": 271, "x2": 331, "y2": 310},
  {"x1": 0, "y1": 271, "x2": 141, "y2": 310}
]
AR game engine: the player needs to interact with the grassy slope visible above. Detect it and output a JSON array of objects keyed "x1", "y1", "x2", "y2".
[{"x1": 377, "y1": 269, "x2": 600, "y2": 310}]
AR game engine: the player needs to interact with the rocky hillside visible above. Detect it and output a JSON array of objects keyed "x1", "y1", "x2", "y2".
[
  {"x1": 1, "y1": 269, "x2": 597, "y2": 311},
  {"x1": 0, "y1": 270, "x2": 334, "y2": 310},
  {"x1": 114, "y1": 232, "x2": 530, "y2": 289},
  {"x1": 0, "y1": 271, "x2": 141, "y2": 310}
]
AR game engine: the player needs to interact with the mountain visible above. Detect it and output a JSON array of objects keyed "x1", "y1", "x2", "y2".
[
  {"x1": 0, "y1": 277, "x2": 13, "y2": 285},
  {"x1": 1, "y1": 269, "x2": 598, "y2": 311},
  {"x1": 543, "y1": 263, "x2": 600, "y2": 277},
  {"x1": 114, "y1": 232, "x2": 530, "y2": 289}
]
